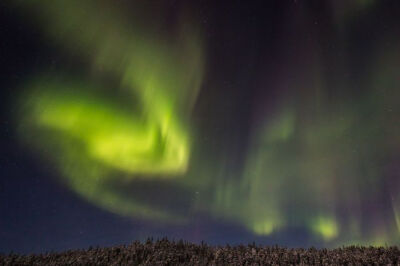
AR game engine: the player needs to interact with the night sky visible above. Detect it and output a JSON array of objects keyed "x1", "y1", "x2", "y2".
[{"x1": 1, "y1": 0, "x2": 400, "y2": 254}]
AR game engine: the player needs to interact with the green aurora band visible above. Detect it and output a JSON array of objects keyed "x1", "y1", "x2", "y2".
[
  {"x1": 21, "y1": 82, "x2": 188, "y2": 175},
  {"x1": 14, "y1": 0, "x2": 203, "y2": 222}
]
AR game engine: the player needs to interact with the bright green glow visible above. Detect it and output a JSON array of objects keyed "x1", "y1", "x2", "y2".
[
  {"x1": 14, "y1": 0, "x2": 203, "y2": 221},
  {"x1": 311, "y1": 216, "x2": 339, "y2": 241},
  {"x1": 15, "y1": 0, "x2": 203, "y2": 176},
  {"x1": 24, "y1": 83, "x2": 189, "y2": 175}
]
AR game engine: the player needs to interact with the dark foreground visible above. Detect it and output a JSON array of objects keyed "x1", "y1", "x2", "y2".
[{"x1": 1, "y1": 239, "x2": 399, "y2": 265}]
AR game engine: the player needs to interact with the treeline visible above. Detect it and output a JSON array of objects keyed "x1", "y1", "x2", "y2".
[{"x1": 1, "y1": 238, "x2": 399, "y2": 265}]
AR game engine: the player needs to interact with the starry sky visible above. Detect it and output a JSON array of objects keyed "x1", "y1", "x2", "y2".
[{"x1": 1, "y1": 0, "x2": 400, "y2": 254}]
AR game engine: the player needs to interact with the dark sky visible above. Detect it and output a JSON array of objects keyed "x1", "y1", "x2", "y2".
[{"x1": 1, "y1": 0, "x2": 400, "y2": 254}]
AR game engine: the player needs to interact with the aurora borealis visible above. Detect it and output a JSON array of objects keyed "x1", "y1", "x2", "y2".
[{"x1": 1, "y1": 0, "x2": 400, "y2": 253}]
